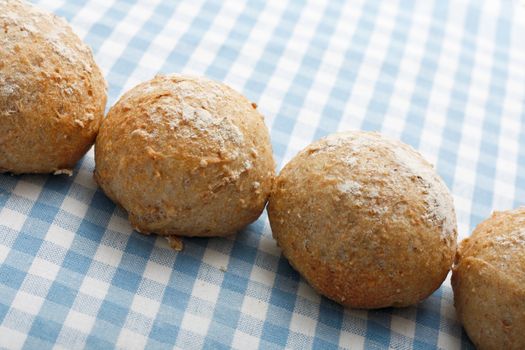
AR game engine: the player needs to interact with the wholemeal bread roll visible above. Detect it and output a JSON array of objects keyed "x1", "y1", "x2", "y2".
[
  {"x1": 0, "y1": 0, "x2": 107, "y2": 174},
  {"x1": 95, "y1": 74, "x2": 275, "y2": 238},
  {"x1": 452, "y1": 208, "x2": 525, "y2": 350},
  {"x1": 268, "y1": 131, "x2": 457, "y2": 309}
]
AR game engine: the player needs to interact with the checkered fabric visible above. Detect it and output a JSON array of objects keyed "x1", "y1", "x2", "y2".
[{"x1": 1, "y1": 0, "x2": 524, "y2": 348}]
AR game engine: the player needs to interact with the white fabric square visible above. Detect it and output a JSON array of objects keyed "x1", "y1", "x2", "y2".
[
  {"x1": 130, "y1": 294, "x2": 161, "y2": 319},
  {"x1": 28, "y1": 257, "x2": 61, "y2": 282},
  {"x1": 11, "y1": 291, "x2": 44, "y2": 316},
  {"x1": 0, "y1": 208, "x2": 26, "y2": 232}
]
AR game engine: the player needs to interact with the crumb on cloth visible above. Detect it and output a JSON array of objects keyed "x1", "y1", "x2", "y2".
[
  {"x1": 53, "y1": 169, "x2": 73, "y2": 176},
  {"x1": 166, "y1": 235, "x2": 184, "y2": 251}
]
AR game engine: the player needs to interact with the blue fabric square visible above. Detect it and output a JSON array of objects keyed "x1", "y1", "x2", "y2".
[
  {"x1": 0, "y1": 265, "x2": 26, "y2": 290},
  {"x1": 150, "y1": 320, "x2": 180, "y2": 344},
  {"x1": 28, "y1": 317, "x2": 61, "y2": 344},
  {"x1": 46, "y1": 282, "x2": 77, "y2": 307},
  {"x1": 97, "y1": 300, "x2": 129, "y2": 326},
  {"x1": 61, "y1": 251, "x2": 92, "y2": 276},
  {"x1": 261, "y1": 322, "x2": 289, "y2": 346},
  {"x1": 112, "y1": 268, "x2": 142, "y2": 293},
  {"x1": 12, "y1": 233, "x2": 43, "y2": 257}
]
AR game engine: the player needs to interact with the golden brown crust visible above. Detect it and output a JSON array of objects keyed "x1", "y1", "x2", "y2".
[
  {"x1": 95, "y1": 74, "x2": 275, "y2": 237},
  {"x1": 268, "y1": 131, "x2": 457, "y2": 309},
  {"x1": 0, "y1": 0, "x2": 107, "y2": 174},
  {"x1": 452, "y1": 207, "x2": 525, "y2": 350}
]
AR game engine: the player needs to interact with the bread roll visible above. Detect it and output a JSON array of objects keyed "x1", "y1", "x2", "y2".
[
  {"x1": 0, "y1": 0, "x2": 107, "y2": 174},
  {"x1": 268, "y1": 131, "x2": 457, "y2": 308},
  {"x1": 452, "y1": 207, "x2": 525, "y2": 350},
  {"x1": 95, "y1": 74, "x2": 275, "y2": 238}
]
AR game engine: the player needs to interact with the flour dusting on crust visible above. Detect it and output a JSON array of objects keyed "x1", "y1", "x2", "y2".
[
  {"x1": 130, "y1": 76, "x2": 246, "y2": 161},
  {"x1": 390, "y1": 139, "x2": 456, "y2": 240},
  {"x1": 0, "y1": 0, "x2": 93, "y2": 70},
  {"x1": 316, "y1": 132, "x2": 456, "y2": 240}
]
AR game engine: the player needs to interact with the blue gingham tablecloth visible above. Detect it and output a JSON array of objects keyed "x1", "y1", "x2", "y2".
[{"x1": 1, "y1": 0, "x2": 524, "y2": 348}]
